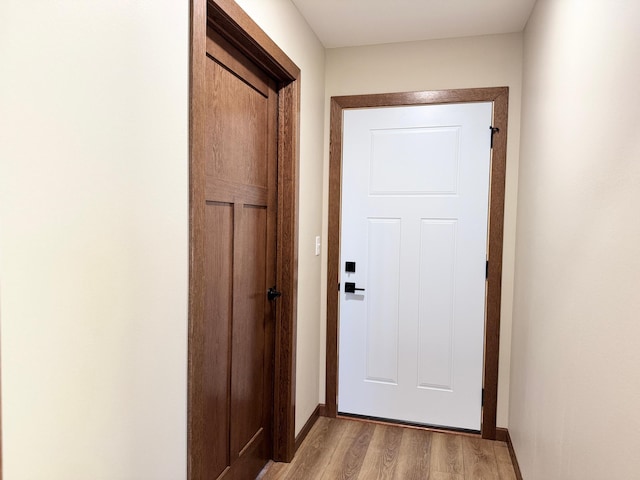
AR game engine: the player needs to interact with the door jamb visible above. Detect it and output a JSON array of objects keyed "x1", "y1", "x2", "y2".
[
  {"x1": 325, "y1": 88, "x2": 508, "y2": 440},
  {"x1": 188, "y1": 0, "x2": 301, "y2": 469}
]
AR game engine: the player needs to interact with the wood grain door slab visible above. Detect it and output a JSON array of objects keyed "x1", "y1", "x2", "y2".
[{"x1": 193, "y1": 27, "x2": 278, "y2": 480}]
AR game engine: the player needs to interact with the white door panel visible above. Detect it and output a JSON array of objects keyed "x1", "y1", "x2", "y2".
[{"x1": 338, "y1": 102, "x2": 492, "y2": 431}]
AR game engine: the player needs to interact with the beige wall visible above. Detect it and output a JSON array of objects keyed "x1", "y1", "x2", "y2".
[
  {"x1": 0, "y1": 2, "x2": 326, "y2": 478},
  {"x1": 232, "y1": 0, "x2": 326, "y2": 435},
  {"x1": 510, "y1": 0, "x2": 640, "y2": 478},
  {"x1": 323, "y1": 33, "x2": 523, "y2": 428},
  {"x1": 0, "y1": 1, "x2": 189, "y2": 479}
]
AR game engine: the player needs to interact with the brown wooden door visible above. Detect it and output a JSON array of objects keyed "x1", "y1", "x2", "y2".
[{"x1": 196, "y1": 27, "x2": 278, "y2": 480}]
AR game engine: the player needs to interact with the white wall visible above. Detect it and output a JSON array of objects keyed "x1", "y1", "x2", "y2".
[
  {"x1": 323, "y1": 34, "x2": 523, "y2": 428},
  {"x1": 0, "y1": 1, "x2": 189, "y2": 479},
  {"x1": 231, "y1": 0, "x2": 326, "y2": 435},
  {"x1": 510, "y1": 0, "x2": 640, "y2": 478}
]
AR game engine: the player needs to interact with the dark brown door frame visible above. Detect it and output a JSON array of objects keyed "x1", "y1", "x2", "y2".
[
  {"x1": 188, "y1": 0, "x2": 301, "y2": 469},
  {"x1": 326, "y1": 87, "x2": 509, "y2": 440}
]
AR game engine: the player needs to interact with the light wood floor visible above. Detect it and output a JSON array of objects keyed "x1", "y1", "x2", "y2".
[{"x1": 259, "y1": 417, "x2": 517, "y2": 480}]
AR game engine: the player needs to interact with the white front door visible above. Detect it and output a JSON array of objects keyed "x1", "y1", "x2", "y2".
[{"x1": 338, "y1": 102, "x2": 492, "y2": 431}]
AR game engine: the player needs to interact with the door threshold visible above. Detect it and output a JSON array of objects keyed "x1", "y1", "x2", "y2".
[{"x1": 337, "y1": 412, "x2": 481, "y2": 437}]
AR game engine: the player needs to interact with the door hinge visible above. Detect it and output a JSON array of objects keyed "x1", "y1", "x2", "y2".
[
  {"x1": 482, "y1": 388, "x2": 485, "y2": 406},
  {"x1": 490, "y1": 126, "x2": 500, "y2": 148},
  {"x1": 486, "y1": 260, "x2": 489, "y2": 279},
  {"x1": 337, "y1": 282, "x2": 340, "y2": 292}
]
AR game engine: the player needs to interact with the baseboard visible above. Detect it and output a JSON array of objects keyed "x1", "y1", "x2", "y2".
[
  {"x1": 318, "y1": 403, "x2": 328, "y2": 417},
  {"x1": 503, "y1": 428, "x2": 523, "y2": 480},
  {"x1": 294, "y1": 404, "x2": 321, "y2": 452},
  {"x1": 496, "y1": 427, "x2": 509, "y2": 442}
]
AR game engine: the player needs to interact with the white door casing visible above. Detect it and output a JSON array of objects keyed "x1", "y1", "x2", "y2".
[{"x1": 338, "y1": 102, "x2": 492, "y2": 431}]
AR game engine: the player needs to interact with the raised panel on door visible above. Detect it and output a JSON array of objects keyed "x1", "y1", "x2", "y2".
[
  {"x1": 365, "y1": 218, "x2": 401, "y2": 385},
  {"x1": 369, "y1": 126, "x2": 460, "y2": 195},
  {"x1": 205, "y1": 58, "x2": 269, "y2": 206},
  {"x1": 202, "y1": 202, "x2": 233, "y2": 479},
  {"x1": 417, "y1": 219, "x2": 457, "y2": 391},
  {"x1": 231, "y1": 204, "x2": 268, "y2": 459}
]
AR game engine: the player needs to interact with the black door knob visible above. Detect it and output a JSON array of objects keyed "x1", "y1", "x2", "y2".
[{"x1": 267, "y1": 287, "x2": 282, "y2": 301}]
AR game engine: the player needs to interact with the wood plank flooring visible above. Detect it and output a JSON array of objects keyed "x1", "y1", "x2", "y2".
[{"x1": 258, "y1": 417, "x2": 517, "y2": 480}]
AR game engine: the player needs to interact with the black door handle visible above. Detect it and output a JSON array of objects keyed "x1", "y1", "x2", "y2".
[
  {"x1": 344, "y1": 282, "x2": 365, "y2": 294},
  {"x1": 267, "y1": 287, "x2": 282, "y2": 301}
]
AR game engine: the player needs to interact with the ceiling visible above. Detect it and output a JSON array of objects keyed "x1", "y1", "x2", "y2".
[{"x1": 290, "y1": 0, "x2": 537, "y2": 48}]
